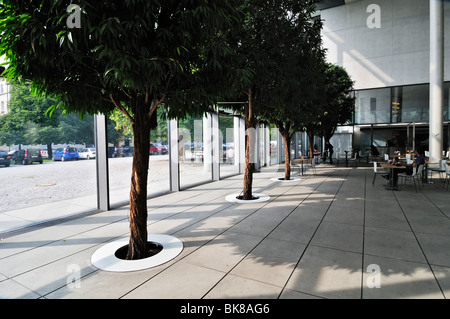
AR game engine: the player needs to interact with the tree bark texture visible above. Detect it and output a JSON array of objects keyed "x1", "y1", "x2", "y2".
[
  {"x1": 126, "y1": 100, "x2": 152, "y2": 260},
  {"x1": 282, "y1": 133, "x2": 291, "y2": 180},
  {"x1": 242, "y1": 88, "x2": 255, "y2": 200}
]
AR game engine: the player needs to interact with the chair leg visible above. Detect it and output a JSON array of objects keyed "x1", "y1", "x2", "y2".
[{"x1": 372, "y1": 174, "x2": 376, "y2": 186}]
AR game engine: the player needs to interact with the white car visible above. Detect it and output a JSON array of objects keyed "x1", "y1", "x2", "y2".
[{"x1": 78, "y1": 148, "x2": 96, "y2": 160}]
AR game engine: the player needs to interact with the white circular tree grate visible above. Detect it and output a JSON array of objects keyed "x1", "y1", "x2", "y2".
[{"x1": 91, "y1": 234, "x2": 183, "y2": 272}]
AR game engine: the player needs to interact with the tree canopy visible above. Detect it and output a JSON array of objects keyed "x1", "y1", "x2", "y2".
[{"x1": 0, "y1": 0, "x2": 250, "y2": 260}]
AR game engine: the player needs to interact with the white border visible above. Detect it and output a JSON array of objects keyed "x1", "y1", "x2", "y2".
[
  {"x1": 225, "y1": 193, "x2": 270, "y2": 204},
  {"x1": 270, "y1": 177, "x2": 301, "y2": 182},
  {"x1": 91, "y1": 234, "x2": 183, "y2": 272}
]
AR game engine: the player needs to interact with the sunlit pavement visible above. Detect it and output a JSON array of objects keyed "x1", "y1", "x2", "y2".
[{"x1": 0, "y1": 164, "x2": 449, "y2": 299}]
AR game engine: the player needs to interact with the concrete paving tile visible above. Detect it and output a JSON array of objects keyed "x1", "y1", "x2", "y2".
[
  {"x1": 364, "y1": 209, "x2": 411, "y2": 231},
  {"x1": 431, "y1": 265, "x2": 450, "y2": 299},
  {"x1": 285, "y1": 245, "x2": 363, "y2": 299},
  {"x1": 0, "y1": 213, "x2": 31, "y2": 234},
  {"x1": 415, "y1": 232, "x2": 450, "y2": 267},
  {"x1": 406, "y1": 215, "x2": 450, "y2": 236},
  {"x1": 362, "y1": 255, "x2": 444, "y2": 299},
  {"x1": 46, "y1": 266, "x2": 162, "y2": 299},
  {"x1": 13, "y1": 245, "x2": 99, "y2": 296},
  {"x1": 268, "y1": 214, "x2": 321, "y2": 244},
  {"x1": 204, "y1": 274, "x2": 281, "y2": 299},
  {"x1": 364, "y1": 227, "x2": 427, "y2": 263},
  {"x1": 230, "y1": 237, "x2": 306, "y2": 287},
  {"x1": 311, "y1": 221, "x2": 364, "y2": 253},
  {"x1": 323, "y1": 202, "x2": 365, "y2": 226},
  {"x1": 0, "y1": 278, "x2": 41, "y2": 299},
  {"x1": 182, "y1": 231, "x2": 263, "y2": 273},
  {"x1": 279, "y1": 288, "x2": 324, "y2": 299},
  {"x1": 123, "y1": 261, "x2": 225, "y2": 299}
]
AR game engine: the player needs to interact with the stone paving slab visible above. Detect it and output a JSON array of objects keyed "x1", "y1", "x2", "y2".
[{"x1": 0, "y1": 165, "x2": 448, "y2": 300}]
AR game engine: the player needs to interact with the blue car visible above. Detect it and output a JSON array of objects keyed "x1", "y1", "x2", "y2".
[{"x1": 52, "y1": 147, "x2": 79, "y2": 161}]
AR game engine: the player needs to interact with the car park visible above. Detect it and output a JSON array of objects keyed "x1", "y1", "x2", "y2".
[
  {"x1": 15, "y1": 149, "x2": 43, "y2": 165},
  {"x1": 150, "y1": 143, "x2": 168, "y2": 155},
  {"x1": 0, "y1": 151, "x2": 11, "y2": 167},
  {"x1": 52, "y1": 146, "x2": 79, "y2": 161},
  {"x1": 78, "y1": 147, "x2": 96, "y2": 160}
]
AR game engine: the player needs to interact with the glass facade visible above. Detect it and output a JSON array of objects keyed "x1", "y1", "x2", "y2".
[
  {"x1": 108, "y1": 108, "x2": 170, "y2": 207},
  {"x1": 355, "y1": 82, "x2": 450, "y2": 125},
  {"x1": 219, "y1": 112, "x2": 239, "y2": 178},
  {"x1": 179, "y1": 115, "x2": 212, "y2": 189}
]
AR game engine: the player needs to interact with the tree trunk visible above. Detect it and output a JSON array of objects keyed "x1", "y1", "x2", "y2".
[
  {"x1": 242, "y1": 89, "x2": 255, "y2": 200},
  {"x1": 308, "y1": 132, "x2": 315, "y2": 165},
  {"x1": 282, "y1": 133, "x2": 291, "y2": 180},
  {"x1": 126, "y1": 102, "x2": 152, "y2": 260},
  {"x1": 47, "y1": 143, "x2": 53, "y2": 159}
]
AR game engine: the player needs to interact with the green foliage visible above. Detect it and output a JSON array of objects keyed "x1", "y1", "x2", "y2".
[
  {"x1": 0, "y1": 0, "x2": 250, "y2": 120},
  {"x1": 301, "y1": 63, "x2": 355, "y2": 141},
  {"x1": 0, "y1": 83, "x2": 94, "y2": 146}
]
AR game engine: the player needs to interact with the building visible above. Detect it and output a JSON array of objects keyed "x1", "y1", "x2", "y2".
[
  {"x1": 0, "y1": 58, "x2": 10, "y2": 115},
  {"x1": 318, "y1": 0, "x2": 449, "y2": 161}
]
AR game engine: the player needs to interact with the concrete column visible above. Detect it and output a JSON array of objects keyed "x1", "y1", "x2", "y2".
[
  {"x1": 233, "y1": 116, "x2": 241, "y2": 171},
  {"x1": 429, "y1": 0, "x2": 444, "y2": 162},
  {"x1": 94, "y1": 114, "x2": 109, "y2": 211},
  {"x1": 168, "y1": 119, "x2": 180, "y2": 191},
  {"x1": 211, "y1": 110, "x2": 220, "y2": 181}
]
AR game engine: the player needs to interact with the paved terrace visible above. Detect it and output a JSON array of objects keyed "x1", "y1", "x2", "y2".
[{"x1": 0, "y1": 164, "x2": 449, "y2": 299}]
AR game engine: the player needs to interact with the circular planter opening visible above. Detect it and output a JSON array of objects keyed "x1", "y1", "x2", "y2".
[
  {"x1": 270, "y1": 177, "x2": 301, "y2": 182},
  {"x1": 114, "y1": 241, "x2": 163, "y2": 260},
  {"x1": 225, "y1": 193, "x2": 270, "y2": 204},
  {"x1": 91, "y1": 234, "x2": 183, "y2": 272}
]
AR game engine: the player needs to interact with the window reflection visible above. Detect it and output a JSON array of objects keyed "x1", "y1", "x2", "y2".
[
  {"x1": 219, "y1": 112, "x2": 238, "y2": 178},
  {"x1": 107, "y1": 108, "x2": 169, "y2": 206},
  {"x1": 179, "y1": 115, "x2": 212, "y2": 188}
]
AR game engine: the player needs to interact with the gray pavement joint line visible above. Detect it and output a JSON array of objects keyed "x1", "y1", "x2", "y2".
[
  {"x1": 119, "y1": 169, "x2": 333, "y2": 299},
  {"x1": 360, "y1": 168, "x2": 368, "y2": 299},
  {"x1": 277, "y1": 168, "x2": 353, "y2": 299},
  {"x1": 392, "y1": 191, "x2": 446, "y2": 298},
  {"x1": 198, "y1": 173, "x2": 335, "y2": 299},
  {"x1": 118, "y1": 175, "x2": 309, "y2": 299},
  {"x1": 2, "y1": 169, "x2": 289, "y2": 296},
  {"x1": 418, "y1": 190, "x2": 450, "y2": 221}
]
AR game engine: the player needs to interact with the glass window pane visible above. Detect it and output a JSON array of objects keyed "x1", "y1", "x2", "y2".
[
  {"x1": 0, "y1": 83, "x2": 97, "y2": 219},
  {"x1": 219, "y1": 113, "x2": 238, "y2": 178},
  {"x1": 355, "y1": 88, "x2": 391, "y2": 124},
  {"x1": 270, "y1": 124, "x2": 278, "y2": 165},
  {"x1": 401, "y1": 84, "x2": 429, "y2": 122},
  {"x1": 108, "y1": 108, "x2": 170, "y2": 206},
  {"x1": 445, "y1": 82, "x2": 450, "y2": 121},
  {"x1": 179, "y1": 115, "x2": 212, "y2": 188}
]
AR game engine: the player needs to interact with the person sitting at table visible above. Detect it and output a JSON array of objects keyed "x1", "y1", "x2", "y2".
[{"x1": 382, "y1": 149, "x2": 426, "y2": 188}]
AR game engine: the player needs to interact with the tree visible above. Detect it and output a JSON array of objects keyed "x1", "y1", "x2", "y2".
[
  {"x1": 301, "y1": 63, "x2": 354, "y2": 162},
  {"x1": 0, "y1": 0, "x2": 248, "y2": 260},
  {"x1": 227, "y1": 0, "x2": 323, "y2": 191}
]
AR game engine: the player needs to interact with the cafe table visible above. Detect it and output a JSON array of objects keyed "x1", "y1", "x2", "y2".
[
  {"x1": 293, "y1": 158, "x2": 310, "y2": 176},
  {"x1": 380, "y1": 162, "x2": 406, "y2": 190}
]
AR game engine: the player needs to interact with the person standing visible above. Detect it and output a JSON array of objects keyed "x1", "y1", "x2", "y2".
[{"x1": 325, "y1": 141, "x2": 334, "y2": 164}]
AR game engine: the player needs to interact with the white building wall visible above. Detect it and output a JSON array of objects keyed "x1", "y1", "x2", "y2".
[
  {"x1": 0, "y1": 78, "x2": 10, "y2": 115},
  {"x1": 321, "y1": 0, "x2": 449, "y2": 90}
]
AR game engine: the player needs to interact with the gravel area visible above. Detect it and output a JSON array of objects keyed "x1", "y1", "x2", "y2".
[{"x1": 0, "y1": 155, "x2": 237, "y2": 213}]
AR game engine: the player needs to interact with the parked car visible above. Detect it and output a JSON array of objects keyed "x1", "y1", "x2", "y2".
[
  {"x1": 150, "y1": 143, "x2": 168, "y2": 155},
  {"x1": 8, "y1": 150, "x2": 18, "y2": 161},
  {"x1": 52, "y1": 146, "x2": 79, "y2": 161},
  {"x1": 15, "y1": 149, "x2": 43, "y2": 165},
  {"x1": 0, "y1": 151, "x2": 11, "y2": 167},
  {"x1": 78, "y1": 147, "x2": 96, "y2": 160}
]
